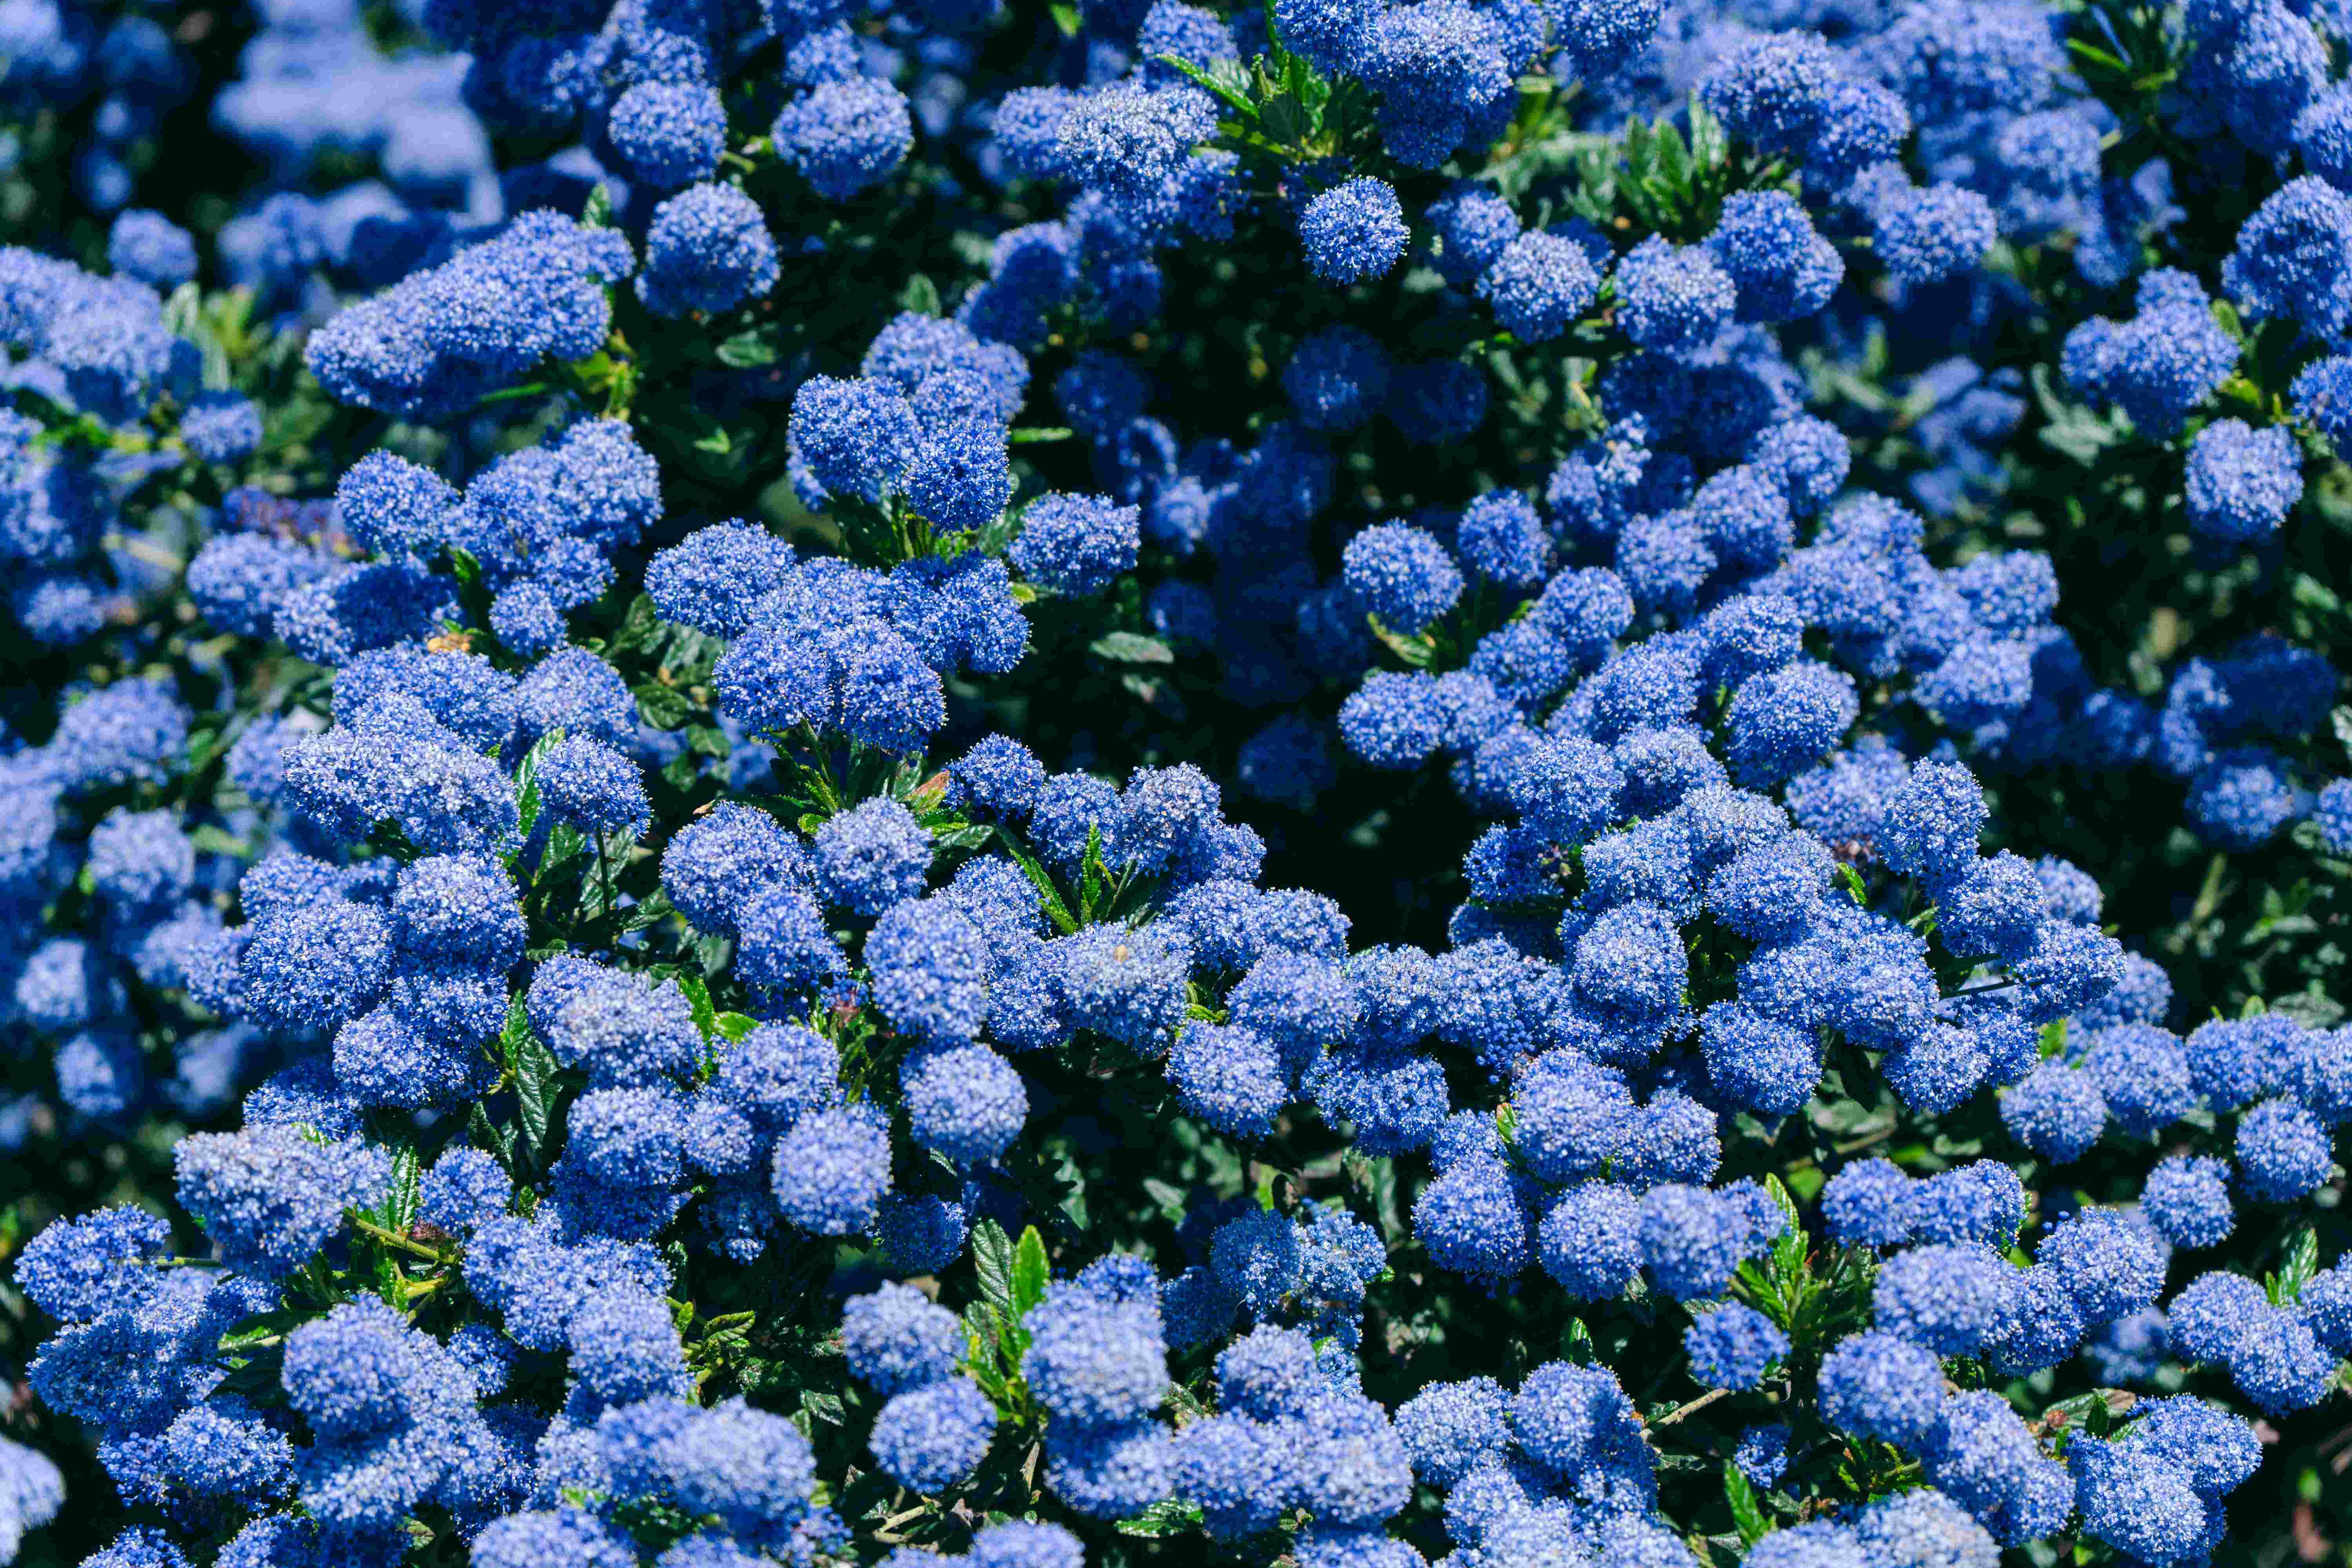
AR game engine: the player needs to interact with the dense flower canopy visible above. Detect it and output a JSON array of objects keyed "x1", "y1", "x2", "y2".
[{"x1": 0, "y1": 0, "x2": 2345, "y2": 1565}]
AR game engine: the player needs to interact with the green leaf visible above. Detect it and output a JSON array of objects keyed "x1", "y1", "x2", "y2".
[
  {"x1": 1154, "y1": 53, "x2": 1258, "y2": 121},
  {"x1": 2332, "y1": 704, "x2": 2352, "y2": 760},
  {"x1": 1261, "y1": 90, "x2": 1307, "y2": 145},
  {"x1": 715, "y1": 1011, "x2": 757, "y2": 1042},
  {"x1": 971, "y1": 1220, "x2": 1018, "y2": 1317},
  {"x1": 715, "y1": 330, "x2": 777, "y2": 368},
  {"x1": 610, "y1": 593, "x2": 665, "y2": 655},
  {"x1": 504, "y1": 996, "x2": 561, "y2": 1174},
  {"x1": 1723, "y1": 1462, "x2": 1769, "y2": 1546},
  {"x1": 1116, "y1": 1500, "x2": 1207, "y2": 1537},
  {"x1": 897, "y1": 274, "x2": 942, "y2": 317},
  {"x1": 383, "y1": 1143, "x2": 423, "y2": 1230},
  {"x1": 1561, "y1": 1317, "x2": 1594, "y2": 1365},
  {"x1": 2085, "y1": 1394, "x2": 2115, "y2": 1439},
  {"x1": 2273, "y1": 1226, "x2": 2321, "y2": 1302},
  {"x1": 582, "y1": 181, "x2": 615, "y2": 228},
  {"x1": 189, "y1": 823, "x2": 247, "y2": 857},
  {"x1": 1089, "y1": 631, "x2": 1176, "y2": 665},
  {"x1": 1012, "y1": 1225, "x2": 1050, "y2": 1317},
  {"x1": 677, "y1": 973, "x2": 717, "y2": 1042},
  {"x1": 1007, "y1": 425, "x2": 1074, "y2": 444},
  {"x1": 996, "y1": 826, "x2": 1079, "y2": 935},
  {"x1": 1080, "y1": 824, "x2": 1107, "y2": 918},
  {"x1": 1049, "y1": 0, "x2": 1080, "y2": 35},
  {"x1": 634, "y1": 681, "x2": 696, "y2": 730},
  {"x1": 468, "y1": 1101, "x2": 516, "y2": 1173}
]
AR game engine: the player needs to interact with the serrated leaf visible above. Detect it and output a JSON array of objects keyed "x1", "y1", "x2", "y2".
[
  {"x1": 1116, "y1": 1499, "x2": 1206, "y2": 1537},
  {"x1": 383, "y1": 1143, "x2": 423, "y2": 1230},
  {"x1": 468, "y1": 1101, "x2": 516, "y2": 1174},
  {"x1": 677, "y1": 973, "x2": 717, "y2": 1042},
  {"x1": 1089, "y1": 631, "x2": 1176, "y2": 665},
  {"x1": 1723, "y1": 1461, "x2": 1769, "y2": 1545},
  {"x1": 611, "y1": 593, "x2": 664, "y2": 653},
  {"x1": 996, "y1": 826, "x2": 1078, "y2": 935},
  {"x1": 972, "y1": 1220, "x2": 1017, "y2": 1317},
  {"x1": 2276, "y1": 1226, "x2": 2320, "y2": 1301},
  {"x1": 1080, "y1": 824, "x2": 1107, "y2": 917},
  {"x1": 1012, "y1": 1225, "x2": 1050, "y2": 1316},
  {"x1": 1153, "y1": 52, "x2": 1257, "y2": 121},
  {"x1": 504, "y1": 997, "x2": 561, "y2": 1174},
  {"x1": 1261, "y1": 90, "x2": 1307, "y2": 145}
]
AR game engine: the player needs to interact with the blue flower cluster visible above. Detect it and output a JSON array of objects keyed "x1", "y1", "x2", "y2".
[{"x1": 0, "y1": 0, "x2": 2349, "y2": 1563}]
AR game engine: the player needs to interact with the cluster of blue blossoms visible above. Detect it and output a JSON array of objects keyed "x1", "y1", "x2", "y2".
[{"x1": 2, "y1": 0, "x2": 2351, "y2": 1563}]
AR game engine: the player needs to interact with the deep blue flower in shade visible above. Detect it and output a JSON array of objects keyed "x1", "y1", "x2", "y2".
[
  {"x1": 1699, "y1": 33, "x2": 1841, "y2": 158},
  {"x1": 1874, "y1": 184, "x2": 1998, "y2": 285},
  {"x1": 1615, "y1": 237, "x2": 1737, "y2": 356},
  {"x1": 1298, "y1": 177, "x2": 1408, "y2": 285},
  {"x1": 606, "y1": 80, "x2": 728, "y2": 188},
  {"x1": 2185, "y1": 747, "x2": 2305, "y2": 849},
  {"x1": 1454, "y1": 489, "x2": 1548, "y2": 589},
  {"x1": 1478, "y1": 230, "x2": 1601, "y2": 343},
  {"x1": 773, "y1": 78, "x2": 914, "y2": 199},
  {"x1": 1283, "y1": 324, "x2": 1392, "y2": 431},
  {"x1": 2184, "y1": 419, "x2": 2303, "y2": 542},
  {"x1": 636, "y1": 182, "x2": 780, "y2": 318},
  {"x1": 1385, "y1": 357, "x2": 1490, "y2": 444},
  {"x1": 1708, "y1": 191, "x2": 1842, "y2": 323},
  {"x1": 1426, "y1": 180, "x2": 1520, "y2": 285},
  {"x1": 1684, "y1": 1303, "x2": 1789, "y2": 1389},
  {"x1": 1725, "y1": 661, "x2": 1858, "y2": 787},
  {"x1": 1009, "y1": 492, "x2": 1140, "y2": 595}
]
